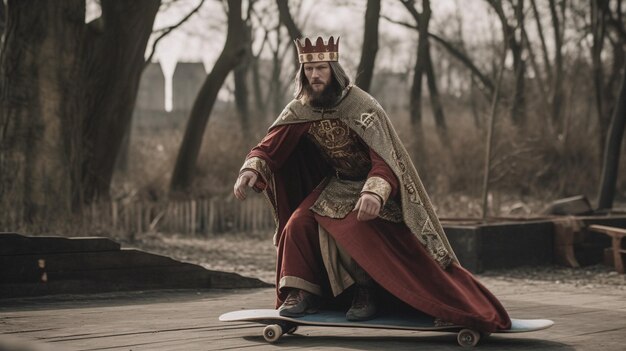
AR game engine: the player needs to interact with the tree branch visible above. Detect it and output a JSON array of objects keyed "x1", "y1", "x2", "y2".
[
  {"x1": 381, "y1": 14, "x2": 494, "y2": 94},
  {"x1": 380, "y1": 14, "x2": 416, "y2": 30},
  {"x1": 144, "y1": 0, "x2": 206, "y2": 68},
  {"x1": 398, "y1": 0, "x2": 421, "y2": 26}
]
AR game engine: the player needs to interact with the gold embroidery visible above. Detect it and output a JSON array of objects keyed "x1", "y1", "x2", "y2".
[
  {"x1": 307, "y1": 120, "x2": 370, "y2": 179},
  {"x1": 403, "y1": 176, "x2": 421, "y2": 204},
  {"x1": 310, "y1": 177, "x2": 403, "y2": 223},
  {"x1": 361, "y1": 176, "x2": 392, "y2": 204},
  {"x1": 355, "y1": 111, "x2": 376, "y2": 130},
  {"x1": 267, "y1": 85, "x2": 458, "y2": 268},
  {"x1": 240, "y1": 157, "x2": 268, "y2": 177},
  {"x1": 309, "y1": 119, "x2": 351, "y2": 151},
  {"x1": 434, "y1": 318, "x2": 456, "y2": 327}
]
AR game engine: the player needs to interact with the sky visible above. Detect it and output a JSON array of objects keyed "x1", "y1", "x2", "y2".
[
  {"x1": 85, "y1": 0, "x2": 509, "y2": 110},
  {"x1": 150, "y1": 0, "x2": 496, "y2": 69}
]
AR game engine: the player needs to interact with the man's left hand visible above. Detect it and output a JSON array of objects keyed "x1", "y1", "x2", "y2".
[{"x1": 353, "y1": 193, "x2": 382, "y2": 221}]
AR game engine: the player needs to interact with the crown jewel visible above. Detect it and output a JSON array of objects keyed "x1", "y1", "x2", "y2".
[{"x1": 295, "y1": 36, "x2": 340, "y2": 63}]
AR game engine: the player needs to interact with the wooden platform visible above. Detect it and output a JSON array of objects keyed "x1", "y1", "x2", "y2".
[
  {"x1": 1, "y1": 283, "x2": 625, "y2": 350},
  {"x1": 0, "y1": 233, "x2": 269, "y2": 298}
]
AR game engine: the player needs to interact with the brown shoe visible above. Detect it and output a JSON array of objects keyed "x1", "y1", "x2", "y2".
[
  {"x1": 346, "y1": 285, "x2": 377, "y2": 321},
  {"x1": 278, "y1": 289, "x2": 320, "y2": 317}
]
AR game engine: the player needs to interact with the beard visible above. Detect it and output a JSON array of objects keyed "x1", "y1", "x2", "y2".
[{"x1": 302, "y1": 79, "x2": 342, "y2": 109}]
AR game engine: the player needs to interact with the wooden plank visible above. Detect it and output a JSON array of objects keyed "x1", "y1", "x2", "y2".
[
  {"x1": 0, "y1": 249, "x2": 181, "y2": 278},
  {"x1": 0, "y1": 234, "x2": 120, "y2": 256},
  {"x1": 2, "y1": 285, "x2": 626, "y2": 350},
  {"x1": 0, "y1": 289, "x2": 626, "y2": 350}
]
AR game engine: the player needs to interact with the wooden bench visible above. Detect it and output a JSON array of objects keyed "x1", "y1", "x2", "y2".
[
  {"x1": 552, "y1": 217, "x2": 584, "y2": 268},
  {"x1": 588, "y1": 225, "x2": 626, "y2": 273}
]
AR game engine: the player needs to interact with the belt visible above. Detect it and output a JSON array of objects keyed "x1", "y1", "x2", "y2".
[{"x1": 334, "y1": 170, "x2": 366, "y2": 181}]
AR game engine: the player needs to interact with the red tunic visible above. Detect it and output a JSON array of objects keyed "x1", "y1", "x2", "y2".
[{"x1": 245, "y1": 121, "x2": 511, "y2": 333}]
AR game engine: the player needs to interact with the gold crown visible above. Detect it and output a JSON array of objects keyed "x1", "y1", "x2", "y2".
[{"x1": 294, "y1": 36, "x2": 339, "y2": 63}]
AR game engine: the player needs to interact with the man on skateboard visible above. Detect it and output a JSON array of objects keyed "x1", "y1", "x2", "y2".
[{"x1": 233, "y1": 35, "x2": 511, "y2": 332}]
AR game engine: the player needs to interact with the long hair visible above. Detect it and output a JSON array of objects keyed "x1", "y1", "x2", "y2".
[{"x1": 294, "y1": 61, "x2": 351, "y2": 100}]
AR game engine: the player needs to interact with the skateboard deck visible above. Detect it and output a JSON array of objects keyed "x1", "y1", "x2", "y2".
[{"x1": 219, "y1": 309, "x2": 554, "y2": 347}]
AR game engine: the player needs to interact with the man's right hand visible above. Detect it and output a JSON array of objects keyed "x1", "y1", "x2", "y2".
[{"x1": 233, "y1": 170, "x2": 258, "y2": 200}]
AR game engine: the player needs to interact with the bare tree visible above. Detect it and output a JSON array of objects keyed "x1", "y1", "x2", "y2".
[
  {"x1": 597, "y1": 62, "x2": 626, "y2": 209},
  {"x1": 0, "y1": 0, "x2": 86, "y2": 223},
  {"x1": 170, "y1": 0, "x2": 245, "y2": 193},
  {"x1": 382, "y1": 13, "x2": 495, "y2": 99},
  {"x1": 82, "y1": 0, "x2": 161, "y2": 201},
  {"x1": 399, "y1": 0, "x2": 449, "y2": 161},
  {"x1": 530, "y1": 0, "x2": 552, "y2": 84},
  {"x1": 485, "y1": 0, "x2": 527, "y2": 127},
  {"x1": 267, "y1": 22, "x2": 293, "y2": 116},
  {"x1": 596, "y1": 0, "x2": 626, "y2": 209},
  {"x1": 233, "y1": 0, "x2": 255, "y2": 139},
  {"x1": 549, "y1": 0, "x2": 566, "y2": 130},
  {"x1": 251, "y1": 32, "x2": 270, "y2": 117},
  {"x1": 253, "y1": 1, "x2": 299, "y2": 118},
  {"x1": 355, "y1": 0, "x2": 380, "y2": 92},
  {"x1": 0, "y1": 0, "x2": 160, "y2": 226},
  {"x1": 276, "y1": 0, "x2": 303, "y2": 69},
  {"x1": 591, "y1": 0, "x2": 608, "y2": 140},
  {"x1": 116, "y1": 0, "x2": 206, "y2": 173},
  {"x1": 0, "y1": 0, "x2": 5, "y2": 39},
  {"x1": 590, "y1": 0, "x2": 625, "y2": 159},
  {"x1": 145, "y1": 0, "x2": 206, "y2": 69}
]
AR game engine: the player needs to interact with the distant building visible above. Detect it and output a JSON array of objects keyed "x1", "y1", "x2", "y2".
[
  {"x1": 135, "y1": 62, "x2": 165, "y2": 112},
  {"x1": 172, "y1": 62, "x2": 206, "y2": 112}
]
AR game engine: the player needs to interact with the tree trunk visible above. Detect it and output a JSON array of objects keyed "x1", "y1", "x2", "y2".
[
  {"x1": 0, "y1": 0, "x2": 86, "y2": 224},
  {"x1": 271, "y1": 43, "x2": 284, "y2": 116},
  {"x1": 250, "y1": 30, "x2": 269, "y2": 121},
  {"x1": 276, "y1": 0, "x2": 302, "y2": 69},
  {"x1": 234, "y1": 20, "x2": 251, "y2": 139},
  {"x1": 521, "y1": 24, "x2": 551, "y2": 134},
  {"x1": 0, "y1": 1, "x2": 6, "y2": 38},
  {"x1": 250, "y1": 55, "x2": 267, "y2": 117},
  {"x1": 234, "y1": 62, "x2": 250, "y2": 137},
  {"x1": 511, "y1": 0, "x2": 526, "y2": 127},
  {"x1": 115, "y1": 128, "x2": 131, "y2": 172},
  {"x1": 530, "y1": 0, "x2": 553, "y2": 84},
  {"x1": 425, "y1": 45, "x2": 448, "y2": 142},
  {"x1": 268, "y1": 23, "x2": 287, "y2": 117},
  {"x1": 592, "y1": 0, "x2": 609, "y2": 159},
  {"x1": 407, "y1": 1, "x2": 432, "y2": 171},
  {"x1": 0, "y1": 0, "x2": 161, "y2": 226},
  {"x1": 487, "y1": 0, "x2": 527, "y2": 127},
  {"x1": 410, "y1": 52, "x2": 426, "y2": 125},
  {"x1": 170, "y1": 0, "x2": 245, "y2": 193},
  {"x1": 549, "y1": 0, "x2": 565, "y2": 130},
  {"x1": 355, "y1": 0, "x2": 380, "y2": 92},
  {"x1": 597, "y1": 63, "x2": 626, "y2": 210},
  {"x1": 82, "y1": 0, "x2": 160, "y2": 202},
  {"x1": 469, "y1": 77, "x2": 483, "y2": 129}
]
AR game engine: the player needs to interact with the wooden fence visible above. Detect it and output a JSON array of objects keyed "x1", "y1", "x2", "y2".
[{"x1": 88, "y1": 196, "x2": 275, "y2": 235}]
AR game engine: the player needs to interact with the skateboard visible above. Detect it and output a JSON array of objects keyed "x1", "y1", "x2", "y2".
[{"x1": 219, "y1": 309, "x2": 554, "y2": 347}]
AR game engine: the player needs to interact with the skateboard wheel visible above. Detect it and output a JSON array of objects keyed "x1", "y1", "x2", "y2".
[
  {"x1": 263, "y1": 324, "x2": 282, "y2": 343},
  {"x1": 457, "y1": 329, "x2": 480, "y2": 347}
]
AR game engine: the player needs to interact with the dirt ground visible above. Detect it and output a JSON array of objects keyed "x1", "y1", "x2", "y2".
[{"x1": 118, "y1": 231, "x2": 626, "y2": 295}]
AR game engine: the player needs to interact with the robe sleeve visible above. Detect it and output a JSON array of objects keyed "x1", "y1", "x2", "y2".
[
  {"x1": 240, "y1": 122, "x2": 310, "y2": 190},
  {"x1": 361, "y1": 148, "x2": 399, "y2": 205}
]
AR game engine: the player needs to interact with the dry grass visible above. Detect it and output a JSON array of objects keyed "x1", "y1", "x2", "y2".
[
  {"x1": 113, "y1": 98, "x2": 626, "y2": 219},
  {"x1": 3, "y1": 92, "x2": 625, "y2": 233}
]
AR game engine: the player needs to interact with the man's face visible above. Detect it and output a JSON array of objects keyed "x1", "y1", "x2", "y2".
[{"x1": 304, "y1": 62, "x2": 332, "y2": 93}]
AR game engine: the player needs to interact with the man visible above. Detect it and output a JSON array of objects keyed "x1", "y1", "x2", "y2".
[{"x1": 234, "y1": 36, "x2": 511, "y2": 331}]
